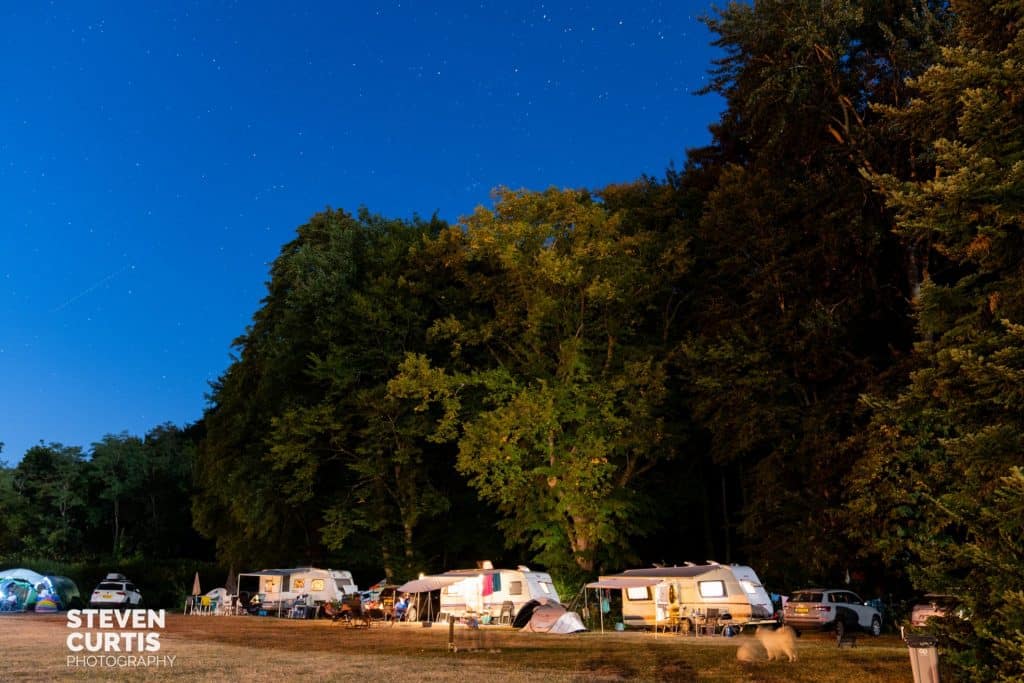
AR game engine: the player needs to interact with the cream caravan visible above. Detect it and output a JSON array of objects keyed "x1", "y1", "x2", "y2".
[
  {"x1": 236, "y1": 567, "x2": 358, "y2": 610},
  {"x1": 593, "y1": 562, "x2": 774, "y2": 630},
  {"x1": 399, "y1": 563, "x2": 559, "y2": 622}
]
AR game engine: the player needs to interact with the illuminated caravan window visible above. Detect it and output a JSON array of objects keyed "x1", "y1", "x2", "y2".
[
  {"x1": 509, "y1": 581, "x2": 523, "y2": 596},
  {"x1": 312, "y1": 579, "x2": 325, "y2": 591},
  {"x1": 293, "y1": 579, "x2": 305, "y2": 589},
  {"x1": 626, "y1": 586, "x2": 651, "y2": 601},
  {"x1": 539, "y1": 582, "x2": 551, "y2": 594},
  {"x1": 739, "y1": 580, "x2": 757, "y2": 594},
  {"x1": 444, "y1": 584, "x2": 461, "y2": 596},
  {"x1": 698, "y1": 581, "x2": 726, "y2": 598}
]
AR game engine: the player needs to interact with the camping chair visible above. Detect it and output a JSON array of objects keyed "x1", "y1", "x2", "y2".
[
  {"x1": 198, "y1": 595, "x2": 213, "y2": 615},
  {"x1": 497, "y1": 601, "x2": 515, "y2": 626},
  {"x1": 342, "y1": 603, "x2": 371, "y2": 628},
  {"x1": 217, "y1": 595, "x2": 236, "y2": 616},
  {"x1": 323, "y1": 601, "x2": 343, "y2": 622},
  {"x1": 698, "y1": 608, "x2": 720, "y2": 636}
]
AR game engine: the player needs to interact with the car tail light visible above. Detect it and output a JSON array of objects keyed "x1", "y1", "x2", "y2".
[
  {"x1": 815, "y1": 605, "x2": 832, "y2": 613},
  {"x1": 116, "y1": 591, "x2": 126, "y2": 596}
]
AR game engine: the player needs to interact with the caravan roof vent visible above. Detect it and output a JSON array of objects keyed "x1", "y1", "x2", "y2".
[
  {"x1": 478, "y1": 560, "x2": 494, "y2": 570},
  {"x1": 517, "y1": 565, "x2": 531, "y2": 572}
]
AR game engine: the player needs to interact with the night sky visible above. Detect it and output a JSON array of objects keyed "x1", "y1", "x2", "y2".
[{"x1": 1, "y1": 2, "x2": 723, "y2": 464}]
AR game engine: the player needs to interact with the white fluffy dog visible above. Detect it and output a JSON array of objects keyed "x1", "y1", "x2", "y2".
[
  {"x1": 736, "y1": 626, "x2": 798, "y2": 663},
  {"x1": 759, "y1": 625, "x2": 798, "y2": 661}
]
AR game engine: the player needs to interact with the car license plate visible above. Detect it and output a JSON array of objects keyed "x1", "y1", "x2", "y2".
[
  {"x1": 101, "y1": 593, "x2": 112, "y2": 599},
  {"x1": 795, "y1": 606, "x2": 808, "y2": 614}
]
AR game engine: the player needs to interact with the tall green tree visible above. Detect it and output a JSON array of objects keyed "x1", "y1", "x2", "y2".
[
  {"x1": 137, "y1": 423, "x2": 205, "y2": 559},
  {"x1": 678, "y1": 0, "x2": 947, "y2": 584},
  {"x1": 194, "y1": 208, "x2": 469, "y2": 578},
  {"x1": 848, "y1": 1, "x2": 1024, "y2": 677},
  {"x1": 90, "y1": 433, "x2": 145, "y2": 558},
  {"x1": 10, "y1": 443, "x2": 88, "y2": 560},
  {"x1": 0, "y1": 463, "x2": 29, "y2": 554},
  {"x1": 389, "y1": 187, "x2": 688, "y2": 578}
]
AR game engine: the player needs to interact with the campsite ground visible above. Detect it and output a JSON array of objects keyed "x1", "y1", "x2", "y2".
[{"x1": 1, "y1": 613, "x2": 913, "y2": 681}]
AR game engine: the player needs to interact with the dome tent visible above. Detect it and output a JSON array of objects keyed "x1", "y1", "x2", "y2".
[
  {"x1": 0, "y1": 578, "x2": 38, "y2": 612},
  {"x1": 0, "y1": 568, "x2": 82, "y2": 612}
]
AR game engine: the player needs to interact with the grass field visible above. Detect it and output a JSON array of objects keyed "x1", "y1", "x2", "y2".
[{"x1": 0, "y1": 613, "x2": 915, "y2": 681}]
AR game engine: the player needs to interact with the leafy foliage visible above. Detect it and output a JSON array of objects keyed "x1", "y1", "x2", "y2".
[
  {"x1": 0, "y1": 426, "x2": 202, "y2": 562},
  {"x1": 193, "y1": 208, "x2": 498, "y2": 580},
  {"x1": 389, "y1": 187, "x2": 687, "y2": 578},
  {"x1": 848, "y1": 0, "x2": 1024, "y2": 677}
]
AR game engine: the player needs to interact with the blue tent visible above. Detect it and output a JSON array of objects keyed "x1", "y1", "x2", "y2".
[
  {"x1": 0, "y1": 568, "x2": 82, "y2": 612},
  {"x1": 0, "y1": 578, "x2": 38, "y2": 612}
]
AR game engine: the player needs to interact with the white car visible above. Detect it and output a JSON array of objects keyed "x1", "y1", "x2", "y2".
[
  {"x1": 911, "y1": 594, "x2": 963, "y2": 627},
  {"x1": 89, "y1": 573, "x2": 143, "y2": 609},
  {"x1": 783, "y1": 588, "x2": 882, "y2": 636}
]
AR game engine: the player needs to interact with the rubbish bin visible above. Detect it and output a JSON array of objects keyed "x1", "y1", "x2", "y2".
[{"x1": 906, "y1": 635, "x2": 939, "y2": 683}]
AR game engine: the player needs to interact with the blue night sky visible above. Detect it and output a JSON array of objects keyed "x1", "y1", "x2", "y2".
[{"x1": 0, "y1": 2, "x2": 723, "y2": 464}]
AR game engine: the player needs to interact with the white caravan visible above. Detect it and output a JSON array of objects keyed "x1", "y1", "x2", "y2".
[
  {"x1": 398, "y1": 563, "x2": 559, "y2": 622},
  {"x1": 591, "y1": 562, "x2": 774, "y2": 631},
  {"x1": 236, "y1": 567, "x2": 358, "y2": 609}
]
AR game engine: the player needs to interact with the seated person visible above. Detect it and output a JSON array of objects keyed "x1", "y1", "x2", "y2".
[
  {"x1": 322, "y1": 600, "x2": 343, "y2": 621},
  {"x1": 394, "y1": 595, "x2": 409, "y2": 621},
  {"x1": 289, "y1": 594, "x2": 310, "y2": 618},
  {"x1": 348, "y1": 593, "x2": 363, "y2": 617}
]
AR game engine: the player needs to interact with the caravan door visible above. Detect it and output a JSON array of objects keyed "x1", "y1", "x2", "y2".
[{"x1": 654, "y1": 582, "x2": 670, "y2": 622}]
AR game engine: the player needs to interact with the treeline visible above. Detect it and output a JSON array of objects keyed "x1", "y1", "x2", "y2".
[
  {"x1": 192, "y1": 2, "x2": 1023, "y2": 678},
  {"x1": 0, "y1": 425, "x2": 209, "y2": 562}
]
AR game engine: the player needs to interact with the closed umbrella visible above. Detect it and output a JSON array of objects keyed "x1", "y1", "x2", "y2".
[{"x1": 186, "y1": 572, "x2": 202, "y2": 615}]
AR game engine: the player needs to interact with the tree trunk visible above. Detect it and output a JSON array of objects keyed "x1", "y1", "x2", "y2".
[
  {"x1": 113, "y1": 497, "x2": 121, "y2": 558},
  {"x1": 721, "y1": 470, "x2": 731, "y2": 563}
]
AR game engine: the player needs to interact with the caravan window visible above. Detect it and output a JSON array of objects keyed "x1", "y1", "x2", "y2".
[
  {"x1": 698, "y1": 581, "x2": 726, "y2": 598},
  {"x1": 293, "y1": 578, "x2": 305, "y2": 589},
  {"x1": 539, "y1": 582, "x2": 551, "y2": 594},
  {"x1": 334, "y1": 578, "x2": 352, "y2": 591},
  {"x1": 509, "y1": 581, "x2": 523, "y2": 596},
  {"x1": 739, "y1": 580, "x2": 758, "y2": 595},
  {"x1": 625, "y1": 586, "x2": 651, "y2": 601},
  {"x1": 312, "y1": 579, "x2": 325, "y2": 591}
]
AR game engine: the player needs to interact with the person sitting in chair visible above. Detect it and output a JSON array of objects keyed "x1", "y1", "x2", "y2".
[
  {"x1": 322, "y1": 600, "x2": 343, "y2": 622},
  {"x1": 394, "y1": 595, "x2": 409, "y2": 621},
  {"x1": 349, "y1": 593, "x2": 363, "y2": 616}
]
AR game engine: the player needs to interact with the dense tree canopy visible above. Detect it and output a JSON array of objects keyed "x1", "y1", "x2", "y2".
[
  {"x1": 388, "y1": 187, "x2": 688, "y2": 578},
  {"x1": 0, "y1": 426, "x2": 202, "y2": 562},
  {"x1": 846, "y1": 0, "x2": 1024, "y2": 677},
  {"x1": 192, "y1": 208, "x2": 503, "y2": 580}
]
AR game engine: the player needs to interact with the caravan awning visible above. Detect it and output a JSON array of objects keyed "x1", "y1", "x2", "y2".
[
  {"x1": 585, "y1": 577, "x2": 662, "y2": 589},
  {"x1": 397, "y1": 576, "x2": 465, "y2": 593}
]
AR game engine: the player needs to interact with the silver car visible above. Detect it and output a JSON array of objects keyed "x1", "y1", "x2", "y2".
[
  {"x1": 783, "y1": 588, "x2": 882, "y2": 636},
  {"x1": 911, "y1": 594, "x2": 963, "y2": 627}
]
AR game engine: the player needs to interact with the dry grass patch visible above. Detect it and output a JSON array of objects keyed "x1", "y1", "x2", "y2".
[{"x1": 0, "y1": 613, "x2": 912, "y2": 681}]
